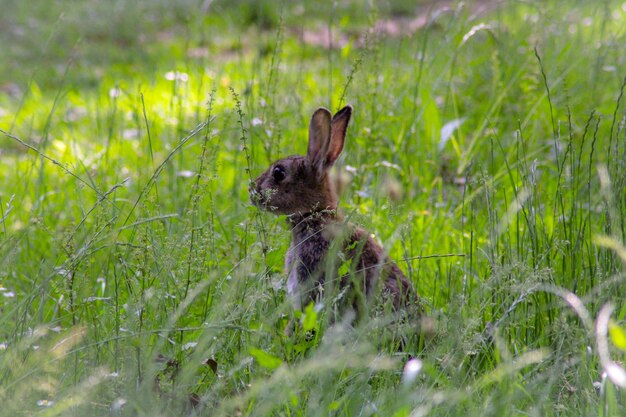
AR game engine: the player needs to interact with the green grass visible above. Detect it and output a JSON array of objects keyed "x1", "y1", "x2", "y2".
[{"x1": 1, "y1": 0, "x2": 626, "y2": 415}]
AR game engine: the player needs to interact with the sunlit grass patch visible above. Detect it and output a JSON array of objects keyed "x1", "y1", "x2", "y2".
[{"x1": 1, "y1": 0, "x2": 626, "y2": 416}]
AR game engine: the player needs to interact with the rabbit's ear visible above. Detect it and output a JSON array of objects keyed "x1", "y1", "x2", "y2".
[
  {"x1": 307, "y1": 107, "x2": 332, "y2": 176},
  {"x1": 327, "y1": 105, "x2": 352, "y2": 165}
]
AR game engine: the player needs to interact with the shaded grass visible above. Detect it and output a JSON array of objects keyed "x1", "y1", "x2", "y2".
[{"x1": 1, "y1": 0, "x2": 626, "y2": 416}]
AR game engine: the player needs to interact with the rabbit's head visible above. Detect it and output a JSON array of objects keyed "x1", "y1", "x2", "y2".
[{"x1": 251, "y1": 105, "x2": 352, "y2": 216}]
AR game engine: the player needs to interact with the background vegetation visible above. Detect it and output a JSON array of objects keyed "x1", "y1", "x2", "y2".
[{"x1": 1, "y1": 0, "x2": 626, "y2": 415}]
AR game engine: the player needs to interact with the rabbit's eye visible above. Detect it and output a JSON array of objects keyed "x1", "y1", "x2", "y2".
[{"x1": 272, "y1": 165, "x2": 286, "y2": 182}]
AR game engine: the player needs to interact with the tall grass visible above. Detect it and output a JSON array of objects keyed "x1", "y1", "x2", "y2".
[{"x1": 1, "y1": 0, "x2": 626, "y2": 415}]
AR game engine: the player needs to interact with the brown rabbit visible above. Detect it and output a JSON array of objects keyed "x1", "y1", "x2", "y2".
[{"x1": 250, "y1": 105, "x2": 417, "y2": 318}]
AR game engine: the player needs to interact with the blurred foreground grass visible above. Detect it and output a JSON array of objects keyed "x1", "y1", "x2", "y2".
[{"x1": 1, "y1": 0, "x2": 626, "y2": 416}]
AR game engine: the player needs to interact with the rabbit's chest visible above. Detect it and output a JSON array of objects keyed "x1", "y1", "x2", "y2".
[
  {"x1": 285, "y1": 243, "x2": 301, "y2": 308},
  {"x1": 285, "y1": 231, "x2": 330, "y2": 307}
]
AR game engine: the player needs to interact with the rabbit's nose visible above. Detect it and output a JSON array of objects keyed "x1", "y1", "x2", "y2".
[{"x1": 249, "y1": 185, "x2": 263, "y2": 205}]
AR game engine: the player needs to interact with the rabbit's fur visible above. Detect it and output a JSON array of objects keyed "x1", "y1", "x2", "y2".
[{"x1": 251, "y1": 105, "x2": 417, "y2": 317}]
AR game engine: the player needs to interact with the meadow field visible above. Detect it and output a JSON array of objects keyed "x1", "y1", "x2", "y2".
[{"x1": 1, "y1": 0, "x2": 626, "y2": 415}]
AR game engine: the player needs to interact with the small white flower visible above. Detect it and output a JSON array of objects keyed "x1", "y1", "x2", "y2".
[
  {"x1": 165, "y1": 71, "x2": 189, "y2": 82},
  {"x1": 402, "y1": 358, "x2": 423, "y2": 385},
  {"x1": 56, "y1": 268, "x2": 70, "y2": 278},
  {"x1": 109, "y1": 87, "x2": 122, "y2": 98},
  {"x1": 122, "y1": 128, "x2": 139, "y2": 140},
  {"x1": 176, "y1": 170, "x2": 195, "y2": 178},
  {"x1": 183, "y1": 342, "x2": 198, "y2": 351},
  {"x1": 37, "y1": 399, "x2": 54, "y2": 407},
  {"x1": 111, "y1": 398, "x2": 127, "y2": 411},
  {"x1": 345, "y1": 165, "x2": 358, "y2": 174}
]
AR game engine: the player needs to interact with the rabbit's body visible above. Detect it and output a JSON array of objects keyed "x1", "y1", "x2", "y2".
[
  {"x1": 285, "y1": 212, "x2": 411, "y2": 311},
  {"x1": 251, "y1": 105, "x2": 416, "y2": 317}
]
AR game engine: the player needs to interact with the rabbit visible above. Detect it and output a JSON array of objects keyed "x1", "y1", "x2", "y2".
[{"x1": 250, "y1": 105, "x2": 418, "y2": 319}]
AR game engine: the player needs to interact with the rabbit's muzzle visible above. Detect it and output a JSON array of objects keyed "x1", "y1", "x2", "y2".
[
  {"x1": 249, "y1": 184, "x2": 264, "y2": 206},
  {"x1": 249, "y1": 174, "x2": 270, "y2": 208}
]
